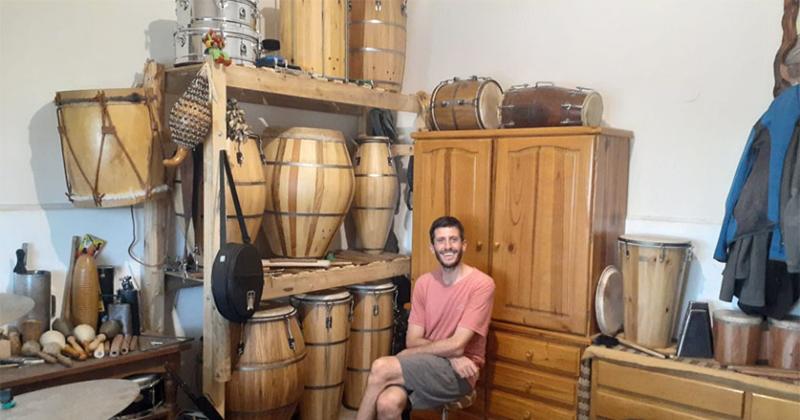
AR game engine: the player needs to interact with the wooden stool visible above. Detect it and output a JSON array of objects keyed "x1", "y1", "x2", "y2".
[{"x1": 441, "y1": 390, "x2": 476, "y2": 420}]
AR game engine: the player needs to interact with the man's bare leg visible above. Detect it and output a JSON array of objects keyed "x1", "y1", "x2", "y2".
[
  {"x1": 356, "y1": 356, "x2": 406, "y2": 420},
  {"x1": 376, "y1": 385, "x2": 407, "y2": 420}
]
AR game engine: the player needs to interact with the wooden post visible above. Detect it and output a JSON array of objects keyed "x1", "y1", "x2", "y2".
[
  {"x1": 203, "y1": 59, "x2": 230, "y2": 413},
  {"x1": 141, "y1": 60, "x2": 167, "y2": 334}
]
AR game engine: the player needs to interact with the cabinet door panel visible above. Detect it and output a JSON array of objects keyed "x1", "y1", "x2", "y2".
[
  {"x1": 491, "y1": 136, "x2": 592, "y2": 334},
  {"x1": 412, "y1": 139, "x2": 492, "y2": 280}
]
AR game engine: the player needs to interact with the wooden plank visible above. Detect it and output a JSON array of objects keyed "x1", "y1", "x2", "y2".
[
  {"x1": 141, "y1": 60, "x2": 167, "y2": 334},
  {"x1": 411, "y1": 126, "x2": 634, "y2": 141},
  {"x1": 390, "y1": 143, "x2": 413, "y2": 157},
  {"x1": 165, "y1": 65, "x2": 421, "y2": 114},
  {"x1": 749, "y1": 393, "x2": 800, "y2": 419},
  {"x1": 202, "y1": 60, "x2": 229, "y2": 414},
  {"x1": 261, "y1": 255, "x2": 410, "y2": 300}
]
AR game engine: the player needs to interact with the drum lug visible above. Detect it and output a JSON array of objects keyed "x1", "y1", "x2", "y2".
[
  {"x1": 347, "y1": 0, "x2": 352, "y2": 11},
  {"x1": 373, "y1": 303, "x2": 380, "y2": 317},
  {"x1": 439, "y1": 100, "x2": 450, "y2": 108},
  {"x1": 246, "y1": 290, "x2": 255, "y2": 312},
  {"x1": 560, "y1": 118, "x2": 579, "y2": 125},
  {"x1": 502, "y1": 121, "x2": 515, "y2": 127},
  {"x1": 177, "y1": 33, "x2": 187, "y2": 47},
  {"x1": 470, "y1": 75, "x2": 478, "y2": 81},
  {"x1": 499, "y1": 104, "x2": 515, "y2": 109},
  {"x1": 239, "y1": 6, "x2": 246, "y2": 19},
  {"x1": 575, "y1": 86, "x2": 596, "y2": 92},
  {"x1": 285, "y1": 318, "x2": 297, "y2": 351},
  {"x1": 241, "y1": 42, "x2": 247, "y2": 55},
  {"x1": 401, "y1": 0, "x2": 408, "y2": 16},
  {"x1": 178, "y1": 0, "x2": 190, "y2": 11},
  {"x1": 534, "y1": 81, "x2": 554, "y2": 88},
  {"x1": 659, "y1": 246, "x2": 666, "y2": 262},
  {"x1": 217, "y1": 0, "x2": 226, "y2": 11},
  {"x1": 509, "y1": 83, "x2": 530, "y2": 90},
  {"x1": 561, "y1": 103, "x2": 584, "y2": 111},
  {"x1": 374, "y1": 0, "x2": 382, "y2": 12}
]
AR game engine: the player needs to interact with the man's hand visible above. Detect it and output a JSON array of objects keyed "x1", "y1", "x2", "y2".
[{"x1": 449, "y1": 356, "x2": 479, "y2": 381}]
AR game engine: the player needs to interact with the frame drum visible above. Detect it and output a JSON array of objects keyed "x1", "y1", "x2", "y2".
[{"x1": 430, "y1": 76, "x2": 503, "y2": 131}]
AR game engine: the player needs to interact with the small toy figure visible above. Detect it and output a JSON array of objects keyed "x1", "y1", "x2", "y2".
[{"x1": 202, "y1": 30, "x2": 232, "y2": 66}]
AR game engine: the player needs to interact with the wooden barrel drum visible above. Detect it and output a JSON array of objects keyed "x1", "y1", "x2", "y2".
[
  {"x1": 618, "y1": 234, "x2": 692, "y2": 348},
  {"x1": 55, "y1": 88, "x2": 167, "y2": 207},
  {"x1": 353, "y1": 136, "x2": 399, "y2": 254},
  {"x1": 768, "y1": 315, "x2": 800, "y2": 370},
  {"x1": 291, "y1": 289, "x2": 352, "y2": 420},
  {"x1": 348, "y1": 0, "x2": 407, "y2": 91},
  {"x1": 280, "y1": 0, "x2": 347, "y2": 78},
  {"x1": 262, "y1": 127, "x2": 355, "y2": 258},
  {"x1": 430, "y1": 76, "x2": 503, "y2": 130},
  {"x1": 712, "y1": 309, "x2": 762, "y2": 366},
  {"x1": 226, "y1": 303, "x2": 306, "y2": 420},
  {"x1": 343, "y1": 281, "x2": 396, "y2": 409},
  {"x1": 500, "y1": 83, "x2": 603, "y2": 129}
]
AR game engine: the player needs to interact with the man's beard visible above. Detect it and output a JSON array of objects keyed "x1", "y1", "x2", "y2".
[{"x1": 435, "y1": 248, "x2": 463, "y2": 271}]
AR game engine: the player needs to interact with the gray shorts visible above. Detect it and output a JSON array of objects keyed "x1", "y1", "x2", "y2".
[{"x1": 397, "y1": 354, "x2": 472, "y2": 410}]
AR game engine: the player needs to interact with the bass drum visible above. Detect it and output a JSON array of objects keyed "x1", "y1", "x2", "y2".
[
  {"x1": 500, "y1": 83, "x2": 603, "y2": 128},
  {"x1": 348, "y1": 0, "x2": 407, "y2": 91},
  {"x1": 174, "y1": 24, "x2": 259, "y2": 66},
  {"x1": 430, "y1": 76, "x2": 503, "y2": 130}
]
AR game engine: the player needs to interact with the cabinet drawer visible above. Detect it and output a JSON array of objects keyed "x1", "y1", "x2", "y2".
[
  {"x1": 487, "y1": 389, "x2": 574, "y2": 420},
  {"x1": 489, "y1": 361, "x2": 575, "y2": 406},
  {"x1": 595, "y1": 361, "x2": 744, "y2": 418},
  {"x1": 592, "y1": 388, "x2": 720, "y2": 420},
  {"x1": 749, "y1": 393, "x2": 800, "y2": 419},
  {"x1": 490, "y1": 331, "x2": 581, "y2": 376}
]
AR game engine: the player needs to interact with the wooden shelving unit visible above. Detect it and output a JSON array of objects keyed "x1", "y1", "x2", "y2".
[{"x1": 152, "y1": 61, "x2": 421, "y2": 413}]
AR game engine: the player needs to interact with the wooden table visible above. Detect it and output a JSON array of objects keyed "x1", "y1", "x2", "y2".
[{"x1": 0, "y1": 338, "x2": 191, "y2": 419}]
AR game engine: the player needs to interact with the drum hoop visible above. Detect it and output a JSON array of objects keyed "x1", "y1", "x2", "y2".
[
  {"x1": 263, "y1": 161, "x2": 353, "y2": 169},
  {"x1": 348, "y1": 282, "x2": 397, "y2": 292},
  {"x1": 305, "y1": 338, "x2": 349, "y2": 346},
  {"x1": 235, "y1": 353, "x2": 306, "y2": 371},
  {"x1": 768, "y1": 315, "x2": 800, "y2": 330},
  {"x1": 176, "y1": 25, "x2": 259, "y2": 40},
  {"x1": 617, "y1": 236, "x2": 691, "y2": 248},
  {"x1": 265, "y1": 133, "x2": 347, "y2": 143},
  {"x1": 55, "y1": 94, "x2": 147, "y2": 105},
  {"x1": 430, "y1": 80, "x2": 448, "y2": 131},
  {"x1": 476, "y1": 79, "x2": 503, "y2": 129},
  {"x1": 352, "y1": 206, "x2": 394, "y2": 210},
  {"x1": 348, "y1": 19, "x2": 407, "y2": 30},
  {"x1": 350, "y1": 325, "x2": 393, "y2": 332},
  {"x1": 251, "y1": 305, "x2": 297, "y2": 321},
  {"x1": 354, "y1": 173, "x2": 397, "y2": 178},
  {"x1": 304, "y1": 381, "x2": 345, "y2": 390},
  {"x1": 189, "y1": 16, "x2": 257, "y2": 28},
  {"x1": 350, "y1": 47, "x2": 406, "y2": 57},
  {"x1": 356, "y1": 136, "x2": 392, "y2": 144},
  {"x1": 264, "y1": 210, "x2": 347, "y2": 217},
  {"x1": 291, "y1": 292, "x2": 352, "y2": 303}
]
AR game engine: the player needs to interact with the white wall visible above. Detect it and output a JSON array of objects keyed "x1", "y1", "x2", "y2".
[
  {"x1": 0, "y1": 0, "x2": 796, "y2": 324},
  {"x1": 401, "y1": 0, "x2": 797, "y2": 316}
]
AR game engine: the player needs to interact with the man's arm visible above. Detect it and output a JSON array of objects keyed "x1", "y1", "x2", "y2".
[{"x1": 400, "y1": 326, "x2": 474, "y2": 358}]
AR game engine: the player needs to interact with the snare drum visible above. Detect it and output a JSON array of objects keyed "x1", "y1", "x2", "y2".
[
  {"x1": 430, "y1": 76, "x2": 503, "y2": 131},
  {"x1": 174, "y1": 24, "x2": 259, "y2": 66},
  {"x1": 175, "y1": 0, "x2": 259, "y2": 30},
  {"x1": 500, "y1": 83, "x2": 603, "y2": 128}
]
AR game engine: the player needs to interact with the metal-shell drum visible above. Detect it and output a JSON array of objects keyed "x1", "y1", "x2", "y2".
[
  {"x1": 174, "y1": 25, "x2": 259, "y2": 66},
  {"x1": 175, "y1": 0, "x2": 258, "y2": 30}
]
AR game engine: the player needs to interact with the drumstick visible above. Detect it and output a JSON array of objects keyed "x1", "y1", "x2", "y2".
[
  {"x1": 109, "y1": 334, "x2": 124, "y2": 357},
  {"x1": 121, "y1": 335, "x2": 132, "y2": 355},
  {"x1": 21, "y1": 341, "x2": 57, "y2": 364},
  {"x1": 43, "y1": 343, "x2": 73, "y2": 367}
]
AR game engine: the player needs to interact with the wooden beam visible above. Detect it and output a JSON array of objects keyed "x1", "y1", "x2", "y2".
[
  {"x1": 202, "y1": 60, "x2": 229, "y2": 413},
  {"x1": 165, "y1": 65, "x2": 421, "y2": 114},
  {"x1": 141, "y1": 60, "x2": 167, "y2": 334},
  {"x1": 262, "y1": 255, "x2": 410, "y2": 300},
  {"x1": 391, "y1": 144, "x2": 413, "y2": 157}
]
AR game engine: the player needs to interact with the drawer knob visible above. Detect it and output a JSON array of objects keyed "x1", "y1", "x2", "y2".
[
  {"x1": 523, "y1": 411, "x2": 532, "y2": 420},
  {"x1": 476, "y1": 241, "x2": 483, "y2": 251},
  {"x1": 525, "y1": 350, "x2": 533, "y2": 360}
]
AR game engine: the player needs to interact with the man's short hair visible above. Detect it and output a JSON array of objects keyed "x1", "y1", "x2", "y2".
[{"x1": 429, "y1": 216, "x2": 465, "y2": 244}]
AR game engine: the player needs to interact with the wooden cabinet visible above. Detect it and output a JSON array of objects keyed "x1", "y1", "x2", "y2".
[
  {"x1": 588, "y1": 348, "x2": 800, "y2": 420},
  {"x1": 411, "y1": 127, "x2": 632, "y2": 419}
]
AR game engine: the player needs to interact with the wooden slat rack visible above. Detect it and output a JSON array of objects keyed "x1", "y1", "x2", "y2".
[{"x1": 150, "y1": 61, "x2": 421, "y2": 413}]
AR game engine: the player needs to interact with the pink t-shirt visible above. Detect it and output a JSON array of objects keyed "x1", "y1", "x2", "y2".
[{"x1": 408, "y1": 268, "x2": 496, "y2": 374}]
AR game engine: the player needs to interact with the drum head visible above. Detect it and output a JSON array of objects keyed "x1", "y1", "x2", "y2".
[
  {"x1": 714, "y1": 309, "x2": 763, "y2": 325},
  {"x1": 581, "y1": 92, "x2": 603, "y2": 127},
  {"x1": 348, "y1": 281, "x2": 396, "y2": 293},
  {"x1": 769, "y1": 315, "x2": 800, "y2": 330},
  {"x1": 252, "y1": 302, "x2": 296, "y2": 321},
  {"x1": 618, "y1": 234, "x2": 692, "y2": 248},
  {"x1": 292, "y1": 288, "x2": 352, "y2": 303},
  {"x1": 478, "y1": 80, "x2": 503, "y2": 129},
  {"x1": 595, "y1": 265, "x2": 623, "y2": 335}
]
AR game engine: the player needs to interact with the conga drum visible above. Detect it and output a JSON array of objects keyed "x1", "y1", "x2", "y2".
[
  {"x1": 353, "y1": 136, "x2": 399, "y2": 254},
  {"x1": 619, "y1": 234, "x2": 692, "y2": 348},
  {"x1": 262, "y1": 127, "x2": 355, "y2": 258},
  {"x1": 280, "y1": 0, "x2": 347, "y2": 78},
  {"x1": 430, "y1": 76, "x2": 503, "y2": 130},
  {"x1": 768, "y1": 315, "x2": 800, "y2": 370},
  {"x1": 227, "y1": 303, "x2": 306, "y2": 420},
  {"x1": 55, "y1": 88, "x2": 167, "y2": 207},
  {"x1": 343, "y1": 281, "x2": 396, "y2": 409},
  {"x1": 223, "y1": 136, "x2": 267, "y2": 243},
  {"x1": 291, "y1": 289, "x2": 352, "y2": 420},
  {"x1": 712, "y1": 310, "x2": 762, "y2": 366},
  {"x1": 500, "y1": 83, "x2": 603, "y2": 128},
  {"x1": 348, "y1": 0, "x2": 407, "y2": 91}
]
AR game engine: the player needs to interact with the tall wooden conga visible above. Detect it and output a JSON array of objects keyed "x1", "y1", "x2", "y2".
[
  {"x1": 223, "y1": 137, "x2": 267, "y2": 243},
  {"x1": 262, "y1": 127, "x2": 354, "y2": 258},
  {"x1": 291, "y1": 289, "x2": 352, "y2": 420},
  {"x1": 227, "y1": 303, "x2": 306, "y2": 420},
  {"x1": 348, "y1": 0, "x2": 407, "y2": 91},
  {"x1": 353, "y1": 136, "x2": 399, "y2": 254},
  {"x1": 619, "y1": 234, "x2": 692, "y2": 348},
  {"x1": 280, "y1": 0, "x2": 347, "y2": 78},
  {"x1": 55, "y1": 88, "x2": 167, "y2": 207},
  {"x1": 343, "y1": 281, "x2": 396, "y2": 409}
]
